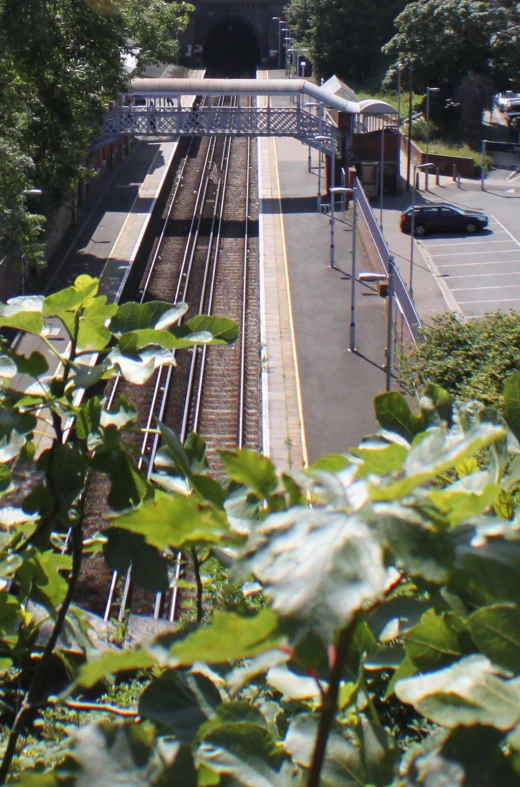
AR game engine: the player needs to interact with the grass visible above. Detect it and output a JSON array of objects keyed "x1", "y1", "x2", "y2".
[{"x1": 417, "y1": 139, "x2": 491, "y2": 171}]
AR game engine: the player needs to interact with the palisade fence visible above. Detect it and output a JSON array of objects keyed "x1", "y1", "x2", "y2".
[{"x1": 355, "y1": 178, "x2": 422, "y2": 347}]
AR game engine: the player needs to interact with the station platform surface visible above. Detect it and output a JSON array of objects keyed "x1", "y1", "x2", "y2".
[
  {"x1": 259, "y1": 70, "x2": 388, "y2": 467},
  {"x1": 17, "y1": 68, "x2": 391, "y2": 468}
]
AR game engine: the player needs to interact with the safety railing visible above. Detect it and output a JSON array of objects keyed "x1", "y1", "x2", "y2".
[{"x1": 355, "y1": 179, "x2": 422, "y2": 343}]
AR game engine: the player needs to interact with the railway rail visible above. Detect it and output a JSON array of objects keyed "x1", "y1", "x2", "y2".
[{"x1": 76, "y1": 89, "x2": 261, "y2": 624}]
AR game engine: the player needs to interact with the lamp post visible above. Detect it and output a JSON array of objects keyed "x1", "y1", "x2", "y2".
[
  {"x1": 409, "y1": 162, "x2": 435, "y2": 296},
  {"x1": 304, "y1": 101, "x2": 319, "y2": 172},
  {"x1": 21, "y1": 188, "x2": 42, "y2": 295},
  {"x1": 329, "y1": 186, "x2": 353, "y2": 269},
  {"x1": 426, "y1": 86, "x2": 440, "y2": 162},
  {"x1": 396, "y1": 63, "x2": 403, "y2": 129},
  {"x1": 348, "y1": 180, "x2": 358, "y2": 352},
  {"x1": 359, "y1": 265, "x2": 395, "y2": 391},
  {"x1": 272, "y1": 18, "x2": 286, "y2": 68},
  {"x1": 315, "y1": 134, "x2": 333, "y2": 212},
  {"x1": 379, "y1": 121, "x2": 385, "y2": 229}
]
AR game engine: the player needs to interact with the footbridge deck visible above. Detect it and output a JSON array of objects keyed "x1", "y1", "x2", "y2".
[{"x1": 101, "y1": 78, "x2": 396, "y2": 154}]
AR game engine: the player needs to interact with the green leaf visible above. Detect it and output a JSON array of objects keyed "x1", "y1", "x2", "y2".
[
  {"x1": 0, "y1": 408, "x2": 36, "y2": 462},
  {"x1": 429, "y1": 483, "x2": 501, "y2": 526},
  {"x1": 310, "y1": 454, "x2": 350, "y2": 473},
  {"x1": 503, "y1": 371, "x2": 520, "y2": 442},
  {"x1": 109, "y1": 300, "x2": 188, "y2": 335},
  {"x1": 196, "y1": 723, "x2": 286, "y2": 786},
  {"x1": 467, "y1": 604, "x2": 520, "y2": 673},
  {"x1": 91, "y1": 448, "x2": 151, "y2": 510},
  {"x1": 107, "y1": 344, "x2": 176, "y2": 384},
  {"x1": 350, "y1": 442, "x2": 408, "y2": 478},
  {"x1": 285, "y1": 715, "x2": 365, "y2": 786},
  {"x1": 170, "y1": 609, "x2": 282, "y2": 666},
  {"x1": 78, "y1": 649, "x2": 157, "y2": 688},
  {"x1": 11, "y1": 350, "x2": 48, "y2": 378},
  {"x1": 175, "y1": 314, "x2": 238, "y2": 344},
  {"x1": 356, "y1": 715, "x2": 396, "y2": 787},
  {"x1": 63, "y1": 719, "x2": 196, "y2": 785},
  {"x1": 103, "y1": 529, "x2": 169, "y2": 593},
  {"x1": 99, "y1": 394, "x2": 137, "y2": 431},
  {"x1": 219, "y1": 449, "x2": 278, "y2": 498},
  {"x1": 367, "y1": 596, "x2": 429, "y2": 642},
  {"x1": 111, "y1": 490, "x2": 229, "y2": 549},
  {"x1": 241, "y1": 509, "x2": 388, "y2": 641},
  {"x1": 374, "y1": 391, "x2": 425, "y2": 442},
  {"x1": 43, "y1": 278, "x2": 98, "y2": 316},
  {"x1": 0, "y1": 593, "x2": 22, "y2": 637},
  {"x1": 421, "y1": 383, "x2": 454, "y2": 426},
  {"x1": 139, "y1": 669, "x2": 222, "y2": 742},
  {"x1": 0, "y1": 295, "x2": 44, "y2": 335},
  {"x1": 267, "y1": 665, "x2": 323, "y2": 700},
  {"x1": 370, "y1": 423, "x2": 506, "y2": 502},
  {"x1": 395, "y1": 655, "x2": 520, "y2": 729},
  {"x1": 404, "y1": 611, "x2": 475, "y2": 672}
]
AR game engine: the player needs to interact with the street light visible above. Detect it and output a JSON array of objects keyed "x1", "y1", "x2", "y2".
[
  {"x1": 426, "y1": 87, "x2": 440, "y2": 162},
  {"x1": 396, "y1": 63, "x2": 403, "y2": 129},
  {"x1": 315, "y1": 134, "x2": 333, "y2": 212},
  {"x1": 409, "y1": 162, "x2": 435, "y2": 296},
  {"x1": 359, "y1": 265, "x2": 395, "y2": 392},
  {"x1": 304, "y1": 101, "x2": 320, "y2": 172},
  {"x1": 272, "y1": 18, "x2": 286, "y2": 68},
  {"x1": 329, "y1": 186, "x2": 353, "y2": 269}
]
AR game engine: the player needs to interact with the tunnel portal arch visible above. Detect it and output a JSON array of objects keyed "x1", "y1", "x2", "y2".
[{"x1": 202, "y1": 19, "x2": 261, "y2": 73}]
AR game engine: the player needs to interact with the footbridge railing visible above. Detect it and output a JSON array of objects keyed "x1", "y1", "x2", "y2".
[{"x1": 100, "y1": 105, "x2": 341, "y2": 153}]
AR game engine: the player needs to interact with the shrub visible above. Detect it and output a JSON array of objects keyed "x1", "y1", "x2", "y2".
[{"x1": 401, "y1": 310, "x2": 520, "y2": 405}]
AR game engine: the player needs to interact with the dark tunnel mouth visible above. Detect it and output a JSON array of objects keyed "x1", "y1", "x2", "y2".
[{"x1": 203, "y1": 20, "x2": 261, "y2": 73}]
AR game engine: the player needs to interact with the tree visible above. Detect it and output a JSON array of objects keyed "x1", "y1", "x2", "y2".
[
  {"x1": 382, "y1": 0, "x2": 520, "y2": 138},
  {"x1": 285, "y1": 0, "x2": 407, "y2": 86},
  {"x1": 3, "y1": 284, "x2": 520, "y2": 784},
  {"x1": 0, "y1": 0, "x2": 193, "y2": 262}
]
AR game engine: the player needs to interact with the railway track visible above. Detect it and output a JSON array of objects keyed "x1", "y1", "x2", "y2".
[{"x1": 76, "y1": 91, "x2": 261, "y2": 623}]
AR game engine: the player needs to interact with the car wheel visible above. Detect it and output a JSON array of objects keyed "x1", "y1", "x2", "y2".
[
  {"x1": 465, "y1": 222, "x2": 477, "y2": 233},
  {"x1": 415, "y1": 224, "x2": 426, "y2": 236}
]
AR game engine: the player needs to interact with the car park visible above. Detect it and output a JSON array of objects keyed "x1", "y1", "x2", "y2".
[{"x1": 400, "y1": 203, "x2": 488, "y2": 236}]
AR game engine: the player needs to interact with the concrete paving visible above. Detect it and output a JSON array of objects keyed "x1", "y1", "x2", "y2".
[{"x1": 259, "y1": 70, "x2": 388, "y2": 466}]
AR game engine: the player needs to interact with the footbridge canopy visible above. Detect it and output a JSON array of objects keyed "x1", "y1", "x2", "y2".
[{"x1": 101, "y1": 78, "x2": 397, "y2": 155}]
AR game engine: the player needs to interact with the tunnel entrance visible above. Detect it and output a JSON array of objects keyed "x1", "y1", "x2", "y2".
[{"x1": 203, "y1": 20, "x2": 261, "y2": 74}]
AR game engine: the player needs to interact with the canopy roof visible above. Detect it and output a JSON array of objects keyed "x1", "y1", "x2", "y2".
[{"x1": 130, "y1": 78, "x2": 397, "y2": 115}]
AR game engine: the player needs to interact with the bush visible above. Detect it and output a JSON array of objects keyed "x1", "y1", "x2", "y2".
[
  {"x1": 410, "y1": 118, "x2": 440, "y2": 143},
  {"x1": 401, "y1": 311, "x2": 520, "y2": 405}
]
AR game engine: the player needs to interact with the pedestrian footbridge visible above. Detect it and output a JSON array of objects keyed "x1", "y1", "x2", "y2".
[{"x1": 102, "y1": 78, "x2": 396, "y2": 156}]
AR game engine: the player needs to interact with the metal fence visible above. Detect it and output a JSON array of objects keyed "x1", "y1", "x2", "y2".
[{"x1": 355, "y1": 179, "x2": 422, "y2": 343}]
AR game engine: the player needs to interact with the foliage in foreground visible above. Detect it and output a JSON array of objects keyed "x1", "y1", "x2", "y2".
[
  {"x1": 401, "y1": 310, "x2": 520, "y2": 407},
  {"x1": 3, "y1": 281, "x2": 520, "y2": 783}
]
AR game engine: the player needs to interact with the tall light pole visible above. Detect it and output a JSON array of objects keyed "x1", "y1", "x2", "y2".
[
  {"x1": 379, "y1": 121, "x2": 385, "y2": 229},
  {"x1": 396, "y1": 63, "x2": 403, "y2": 129},
  {"x1": 349, "y1": 180, "x2": 358, "y2": 352},
  {"x1": 304, "y1": 101, "x2": 319, "y2": 172},
  {"x1": 329, "y1": 186, "x2": 353, "y2": 269},
  {"x1": 426, "y1": 86, "x2": 440, "y2": 162},
  {"x1": 409, "y1": 162, "x2": 435, "y2": 296},
  {"x1": 315, "y1": 134, "x2": 334, "y2": 212},
  {"x1": 358, "y1": 267, "x2": 395, "y2": 391},
  {"x1": 272, "y1": 17, "x2": 286, "y2": 68}
]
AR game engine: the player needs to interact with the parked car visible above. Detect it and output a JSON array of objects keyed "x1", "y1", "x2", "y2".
[
  {"x1": 495, "y1": 91, "x2": 520, "y2": 112},
  {"x1": 400, "y1": 203, "x2": 488, "y2": 236}
]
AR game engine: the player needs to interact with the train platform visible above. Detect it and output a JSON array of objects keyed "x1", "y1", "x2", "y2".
[{"x1": 259, "y1": 70, "x2": 388, "y2": 467}]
